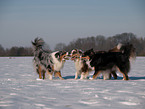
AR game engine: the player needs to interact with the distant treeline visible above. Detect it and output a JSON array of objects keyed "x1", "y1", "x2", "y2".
[
  {"x1": 0, "y1": 46, "x2": 33, "y2": 56},
  {"x1": 0, "y1": 33, "x2": 145, "y2": 56},
  {"x1": 55, "y1": 33, "x2": 145, "y2": 56}
]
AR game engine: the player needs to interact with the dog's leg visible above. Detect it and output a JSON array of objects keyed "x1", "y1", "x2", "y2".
[
  {"x1": 49, "y1": 73, "x2": 53, "y2": 80},
  {"x1": 109, "y1": 73, "x2": 112, "y2": 79},
  {"x1": 54, "y1": 71, "x2": 57, "y2": 77},
  {"x1": 75, "y1": 72, "x2": 78, "y2": 80},
  {"x1": 47, "y1": 70, "x2": 53, "y2": 80},
  {"x1": 82, "y1": 71, "x2": 89, "y2": 79},
  {"x1": 117, "y1": 61, "x2": 130, "y2": 80},
  {"x1": 103, "y1": 72, "x2": 110, "y2": 80},
  {"x1": 55, "y1": 71, "x2": 64, "y2": 80},
  {"x1": 80, "y1": 72, "x2": 85, "y2": 80},
  {"x1": 117, "y1": 68, "x2": 129, "y2": 80},
  {"x1": 111, "y1": 71, "x2": 117, "y2": 79},
  {"x1": 42, "y1": 70, "x2": 45, "y2": 79},
  {"x1": 49, "y1": 74, "x2": 53, "y2": 80},
  {"x1": 38, "y1": 65, "x2": 42, "y2": 79},
  {"x1": 121, "y1": 72, "x2": 129, "y2": 80},
  {"x1": 85, "y1": 71, "x2": 89, "y2": 79},
  {"x1": 92, "y1": 70, "x2": 101, "y2": 80}
]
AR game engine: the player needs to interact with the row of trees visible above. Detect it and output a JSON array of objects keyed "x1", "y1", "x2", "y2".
[
  {"x1": 55, "y1": 33, "x2": 145, "y2": 56},
  {"x1": 0, "y1": 46, "x2": 33, "y2": 56},
  {"x1": 0, "y1": 33, "x2": 145, "y2": 56}
]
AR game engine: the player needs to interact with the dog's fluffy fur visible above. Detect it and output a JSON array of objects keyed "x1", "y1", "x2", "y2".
[
  {"x1": 70, "y1": 49, "x2": 92, "y2": 79},
  {"x1": 95, "y1": 43, "x2": 125, "y2": 80},
  {"x1": 82, "y1": 43, "x2": 136, "y2": 80},
  {"x1": 32, "y1": 38, "x2": 69, "y2": 80}
]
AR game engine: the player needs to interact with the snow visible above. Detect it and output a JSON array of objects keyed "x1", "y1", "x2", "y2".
[{"x1": 0, "y1": 57, "x2": 145, "y2": 109}]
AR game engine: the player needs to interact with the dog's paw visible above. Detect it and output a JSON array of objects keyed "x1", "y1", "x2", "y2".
[
  {"x1": 36, "y1": 78, "x2": 43, "y2": 81},
  {"x1": 89, "y1": 77, "x2": 94, "y2": 80},
  {"x1": 60, "y1": 78, "x2": 64, "y2": 80}
]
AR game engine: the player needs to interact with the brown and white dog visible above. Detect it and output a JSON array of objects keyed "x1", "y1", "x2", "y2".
[
  {"x1": 70, "y1": 49, "x2": 92, "y2": 79},
  {"x1": 32, "y1": 38, "x2": 69, "y2": 80}
]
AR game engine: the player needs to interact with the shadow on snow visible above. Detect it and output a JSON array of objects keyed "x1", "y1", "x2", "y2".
[{"x1": 62, "y1": 75, "x2": 145, "y2": 80}]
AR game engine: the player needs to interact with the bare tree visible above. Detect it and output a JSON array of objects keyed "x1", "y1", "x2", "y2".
[
  {"x1": 54, "y1": 43, "x2": 66, "y2": 51},
  {"x1": 0, "y1": 44, "x2": 5, "y2": 56}
]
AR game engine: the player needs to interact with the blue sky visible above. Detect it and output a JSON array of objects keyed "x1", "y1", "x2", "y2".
[{"x1": 0, "y1": 0, "x2": 145, "y2": 49}]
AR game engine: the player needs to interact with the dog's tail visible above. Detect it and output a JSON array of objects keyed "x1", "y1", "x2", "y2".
[
  {"x1": 31, "y1": 38, "x2": 45, "y2": 49},
  {"x1": 119, "y1": 43, "x2": 136, "y2": 61}
]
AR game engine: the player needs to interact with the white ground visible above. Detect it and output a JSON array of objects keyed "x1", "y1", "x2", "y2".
[{"x1": 0, "y1": 57, "x2": 145, "y2": 109}]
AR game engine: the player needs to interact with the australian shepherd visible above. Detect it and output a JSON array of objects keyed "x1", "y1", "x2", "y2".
[
  {"x1": 32, "y1": 38, "x2": 69, "y2": 80},
  {"x1": 82, "y1": 43, "x2": 136, "y2": 80},
  {"x1": 70, "y1": 49, "x2": 92, "y2": 79}
]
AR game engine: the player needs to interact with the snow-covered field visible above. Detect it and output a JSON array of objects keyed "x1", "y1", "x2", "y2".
[{"x1": 0, "y1": 57, "x2": 145, "y2": 109}]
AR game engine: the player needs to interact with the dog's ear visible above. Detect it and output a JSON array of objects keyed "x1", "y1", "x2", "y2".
[
  {"x1": 90, "y1": 48, "x2": 95, "y2": 55},
  {"x1": 78, "y1": 50, "x2": 83, "y2": 54},
  {"x1": 55, "y1": 52, "x2": 60, "y2": 58}
]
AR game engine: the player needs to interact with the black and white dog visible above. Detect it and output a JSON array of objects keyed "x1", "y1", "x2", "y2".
[
  {"x1": 70, "y1": 49, "x2": 92, "y2": 79},
  {"x1": 82, "y1": 43, "x2": 136, "y2": 80},
  {"x1": 32, "y1": 38, "x2": 69, "y2": 80}
]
